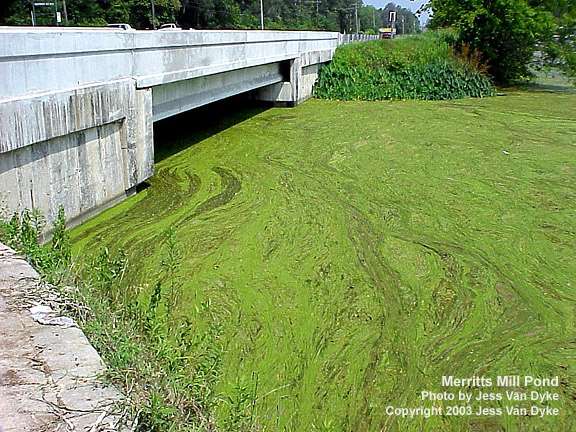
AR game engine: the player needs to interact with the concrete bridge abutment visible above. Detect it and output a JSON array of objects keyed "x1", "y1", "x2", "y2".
[
  {"x1": 0, "y1": 80, "x2": 154, "y2": 229},
  {"x1": 0, "y1": 27, "x2": 376, "y2": 229}
]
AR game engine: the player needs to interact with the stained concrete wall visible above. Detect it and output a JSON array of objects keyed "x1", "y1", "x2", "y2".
[
  {"x1": 253, "y1": 39, "x2": 370, "y2": 104},
  {"x1": 254, "y1": 60, "x2": 323, "y2": 105},
  {"x1": 0, "y1": 27, "x2": 374, "y2": 229},
  {"x1": 0, "y1": 79, "x2": 153, "y2": 227},
  {"x1": 0, "y1": 121, "x2": 129, "y2": 229}
]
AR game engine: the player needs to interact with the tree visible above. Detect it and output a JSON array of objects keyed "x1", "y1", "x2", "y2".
[
  {"x1": 0, "y1": 0, "x2": 420, "y2": 34},
  {"x1": 379, "y1": 2, "x2": 420, "y2": 35},
  {"x1": 535, "y1": 0, "x2": 576, "y2": 81},
  {"x1": 358, "y1": 5, "x2": 377, "y2": 33},
  {"x1": 103, "y1": 0, "x2": 130, "y2": 24},
  {"x1": 428, "y1": 0, "x2": 575, "y2": 84},
  {"x1": 65, "y1": 0, "x2": 106, "y2": 26},
  {"x1": 1, "y1": 0, "x2": 33, "y2": 26}
]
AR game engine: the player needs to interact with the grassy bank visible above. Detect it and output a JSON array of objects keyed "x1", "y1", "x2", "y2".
[
  {"x1": 65, "y1": 87, "x2": 576, "y2": 431},
  {"x1": 0, "y1": 211, "x2": 221, "y2": 430},
  {"x1": 315, "y1": 32, "x2": 495, "y2": 100}
]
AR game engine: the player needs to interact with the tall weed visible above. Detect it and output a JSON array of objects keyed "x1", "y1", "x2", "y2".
[
  {"x1": 315, "y1": 32, "x2": 495, "y2": 101},
  {"x1": 0, "y1": 206, "x2": 71, "y2": 284},
  {"x1": 0, "y1": 210, "x2": 225, "y2": 431}
]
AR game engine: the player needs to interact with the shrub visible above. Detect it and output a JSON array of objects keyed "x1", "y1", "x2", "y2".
[
  {"x1": 428, "y1": 0, "x2": 557, "y2": 85},
  {"x1": 314, "y1": 32, "x2": 495, "y2": 101}
]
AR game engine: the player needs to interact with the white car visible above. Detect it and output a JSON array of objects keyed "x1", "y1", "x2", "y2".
[
  {"x1": 158, "y1": 23, "x2": 181, "y2": 31},
  {"x1": 107, "y1": 23, "x2": 134, "y2": 31}
]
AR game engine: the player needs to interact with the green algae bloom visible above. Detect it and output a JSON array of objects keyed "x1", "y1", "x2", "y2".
[{"x1": 71, "y1": 88, "x2": 576, "y2": 431}]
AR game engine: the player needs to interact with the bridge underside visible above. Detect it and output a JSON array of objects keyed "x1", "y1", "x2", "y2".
[
  {"x1": 151, "y1": 56, "x2": 327, "y2": 123},
  {"x1": 0, "y1": 60, "x2": 327, "y2": 232},
  {"x1": 152, "y1": 63, "x2": 285, "y2": 122},
  {"x1": 0, "y1": 60, "x2": 326, "y2": 232}
]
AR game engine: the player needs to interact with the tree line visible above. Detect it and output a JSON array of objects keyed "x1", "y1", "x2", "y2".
[
  {"x1": 0, "y1": 0, "x2": 420, "y2": 34},
  {"x1": 428, "y1": 0, "x2": 575, "y2": 84}
]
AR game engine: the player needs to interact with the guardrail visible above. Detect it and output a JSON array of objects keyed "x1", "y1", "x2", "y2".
[{"x1": 339, "y1": 33, "x2": 379, "y2": 45}]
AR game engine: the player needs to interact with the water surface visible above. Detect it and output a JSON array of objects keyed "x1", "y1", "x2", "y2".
[{"x1": 72, "y1": 92, "x2": 576, "y2": 431}]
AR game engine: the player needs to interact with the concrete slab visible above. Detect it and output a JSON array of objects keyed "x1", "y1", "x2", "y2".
[{"x1": 0, "y1": 243, "x2": 130, "y2": 432}]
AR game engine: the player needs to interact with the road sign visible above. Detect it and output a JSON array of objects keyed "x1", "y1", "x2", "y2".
[{"x1": 389, "y1": 11, "x2": 397, "y2": 23}]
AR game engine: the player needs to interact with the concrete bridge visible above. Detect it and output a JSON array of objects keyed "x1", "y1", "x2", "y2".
[{"x1": 0, "y1": 27, "x2": 375, "y2": 229}]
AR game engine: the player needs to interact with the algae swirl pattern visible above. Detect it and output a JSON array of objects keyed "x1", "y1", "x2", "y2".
[{"x1": 72, "y1": 91, "x2": 576, "y2": 431}]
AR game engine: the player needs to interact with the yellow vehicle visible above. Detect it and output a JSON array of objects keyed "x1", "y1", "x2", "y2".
[{"x1": 379, "y1": 27, "x2": 396, "y2": 39}]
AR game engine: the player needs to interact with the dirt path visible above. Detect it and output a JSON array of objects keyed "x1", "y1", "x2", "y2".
[{"x1": 0, "y1": 243, "x2": 128, "y2": 432}]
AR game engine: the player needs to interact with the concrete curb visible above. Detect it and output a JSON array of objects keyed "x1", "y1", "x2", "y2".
[{"x1": 0, "y1": 243, "x2": 129, "y2": 431}]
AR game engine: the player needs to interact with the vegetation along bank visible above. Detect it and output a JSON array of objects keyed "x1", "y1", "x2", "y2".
[{"x1": 315, "y1": 32, "x2": 495, "y2": 101}]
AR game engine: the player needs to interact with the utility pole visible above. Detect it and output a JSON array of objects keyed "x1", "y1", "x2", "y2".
[
  {"x1": 151, "y1": 0, "x2": 156, "y2": 29},
  {"x1": 372, "y1": 9, "x2": 375, "y2": 30},
  {"x1": 62, "y1": 0, "x2": 68, "y2": 24},
  {"x1": 354, "y1": 0, "x2": 359, "y2": 34},
  {"x1": 260, "y1": 0, "x2": 264, "y2": 30},
  {"x1": 402, "y1": 16, "x2": 405, "y2": 34}
]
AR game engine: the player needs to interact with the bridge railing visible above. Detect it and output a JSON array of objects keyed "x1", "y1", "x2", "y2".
[{"x1": 338, "y1": 33, "x2": 379, "y2": 46}]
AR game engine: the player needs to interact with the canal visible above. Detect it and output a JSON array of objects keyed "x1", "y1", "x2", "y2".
[{"x1": 70, "y1": 90, "x2": 576, "y2": 431}]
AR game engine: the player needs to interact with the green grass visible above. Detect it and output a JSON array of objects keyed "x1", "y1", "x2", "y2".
[
  {"x1": 315, "y1": 32, "x2": 495, "y2": 101},
  {"x1": 70, "y1": 88, "x2": 576, "y2": 431}
]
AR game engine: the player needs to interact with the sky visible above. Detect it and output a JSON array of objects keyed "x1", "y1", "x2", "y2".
[{"x1": 363, "y1": 0, "x2": 430, "y2": 24}]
